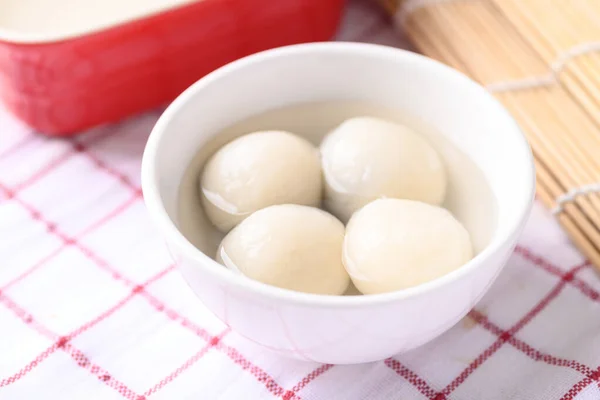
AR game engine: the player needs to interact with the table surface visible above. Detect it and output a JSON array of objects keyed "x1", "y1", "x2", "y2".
[{"x1": 1, "y1": 1, "x2": 600, "y2": 399}]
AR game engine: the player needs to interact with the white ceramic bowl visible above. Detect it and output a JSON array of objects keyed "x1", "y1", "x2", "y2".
[{"x1": 141, "y1": 42, "x2": 535, "y2": 364}]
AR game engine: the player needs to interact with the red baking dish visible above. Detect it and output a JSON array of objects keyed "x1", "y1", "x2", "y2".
[{"x1": 0, "y1": 0, "x2": 344, "y2": 136}]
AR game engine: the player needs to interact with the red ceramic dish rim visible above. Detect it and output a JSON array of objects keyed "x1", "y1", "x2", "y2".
[{"x1": 0, "y1": 0, "x2": 201, "y2": 44}]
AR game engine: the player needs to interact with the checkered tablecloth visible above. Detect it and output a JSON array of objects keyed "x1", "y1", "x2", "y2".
[{"x1": 2, "y1": 1, "x2": 600, "y2": 399}]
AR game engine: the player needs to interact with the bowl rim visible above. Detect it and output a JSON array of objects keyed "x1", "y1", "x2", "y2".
[{"x1": 141, "y1": 41, "x2": 536, "y2": 308}]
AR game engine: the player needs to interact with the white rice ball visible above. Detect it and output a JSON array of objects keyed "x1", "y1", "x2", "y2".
[
  {"x1": 320, "y1": 117, "x2": 446, "y2": 222},
  {"x1": 217, "y1": 204, "x2": 349, "y2": 295},
  {"x1": 343, "y1": 198, "x2": 473, "y2": 294},
  {"x1": 201, "y1": 131, "x2": 322, "y2": 232}
]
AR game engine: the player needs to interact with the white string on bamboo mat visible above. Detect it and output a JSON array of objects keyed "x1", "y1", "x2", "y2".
[
  {"x1": 487, "y1": 42, "x2": 600, "y2": 93},
  {"x1": 396, "y1": 0, "x2": 600, "y2": 93},
  {"x1": 396, "y1": 0, "x2": 480, "y2": 27},
  {"x1": 553, "y1": 183, "x2": 600, "y2": 215}
]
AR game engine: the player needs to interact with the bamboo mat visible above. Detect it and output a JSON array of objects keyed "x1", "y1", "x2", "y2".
[{"x1": 377, "y1": 0, "x2": 600, "y2": 270}]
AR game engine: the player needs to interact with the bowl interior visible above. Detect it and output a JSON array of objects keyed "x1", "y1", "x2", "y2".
[{"x1": 143, "y1": 42, "x2": 534, "y2": 302}]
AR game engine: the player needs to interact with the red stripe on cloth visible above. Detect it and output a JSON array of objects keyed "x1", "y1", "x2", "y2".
[
  {"x1": 76, "y1": 243, "x2": 136, "y2": 285},
  {"x1": 0, "y1": 183, "x2": 14, "y2": 199},
  {"x1": 143, "y1": 264, "x2": 177, "y2": 286},
  {"x1": 216, "y1": 343, "x2": 299, "y2": 400},
  {"x1": 10, "y1": 148, "x2": 76, "y2": 194},
  {"x1": 0, "y1": 293, "x2": 62, "y2": 386},
  {"x1": 0, "y1": 293, "x2": 64, "y2": 387},
  {"x1": 2, "y1": 134, "x2": 293, "y2": 398},
  {"x1": 515, "y1": 246, "x2": 595, "y2": 290},
  {"x1": 0, "y1": 266, "x2": 174, "y2": 389},
  {"x1": 64, "y1": 343, "x2": 141, "y2": 400},
  {"x1": 286, "y1": 364, "x2": 334, "y2": 397},
  {"x1": 511, "y1": 263, "x2": 587, "y2": 333},
  {"x1": 138, "y1": 291, "x2": 213, "y2": 342},
  {"x1": 559, "y1": 367, "x2": 600, "y2": 400},
  {"x1": 516, "y1": 245, "x2": 600, "y2": 305},
  {"x1": 439, "y1": 260, "x2": 588, "y2": 396},
  {"x1": 469, "y1": 309, "x2": 595, "y2": 376},
  {"x1": 143, "y1": 328, "x2": 231, "y2": 397},
  {"x1": 67, "y1": 264, "x2": 175, "y2": 339},
  {"x1": 515, "y1": 246, "x2": 575, "y2": 277},
  {"x1": 1, "y1": 191, "x2": 138, "y2": 288},
  {"x1": 0, "y1": 343, "x2": 58, "y2": 387},
  {"x1": 4, "y1": 188, "x2": 275, "y2": 397},
  {"x1": 8, "y1": 131, "x2": 121, "y2": 195},
  {"x1": 71, "y1": 265, "x2": 175, "y2": 339},
  {"x1": 385, "y1": 358, "x2": 444, "y2": 400},
  {"x1": 71, "y1": 292, "x2": 139, "y2": 339},
  {"x1": 1, "y1": 192, "x2": 141, "y2": 290},
  {"x1": 134, "y1": 289, "x2": 299, "y2": 400},
  {"x1": 78, "y1": 143, "x2": 139, "y2": 194},
  {"x1": 80, "y1": 191, "x2": 143, "y2": 232},
  {"x1": 569, "y1": 277, "x2": 600, "y2": 302},
  {"x1": 2, "y1": 246, "x2": 65, "y2": 291},
  {"x1": 138, "y1": 287, "x2": 313, "y2": 400},
  {"x1": 443, "y1": 339, "x2": 506, "y2": 396},
  {"x1": 0, "y1": 291, "x2": 56, "y2": 339},
  {"x1": 0, "y1": 135, "x2": 35, "y2": 160}
]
